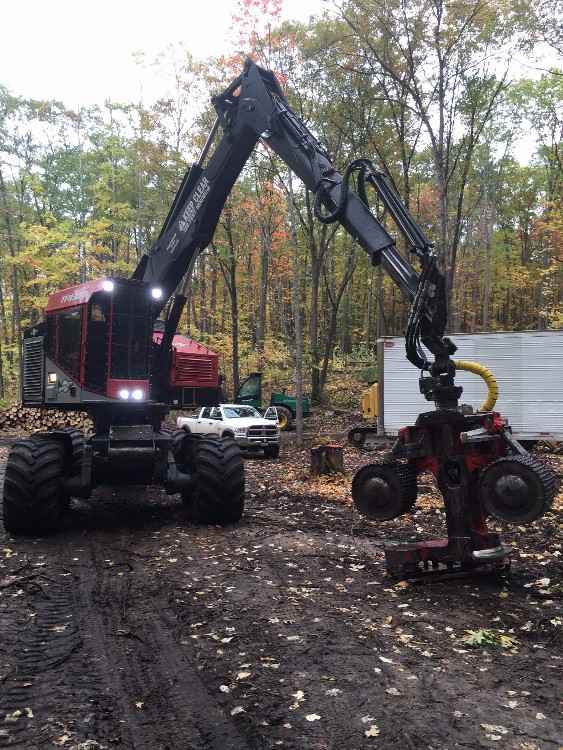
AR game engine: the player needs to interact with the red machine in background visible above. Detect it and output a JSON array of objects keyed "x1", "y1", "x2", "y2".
[{"x1": 153, "y1": 331, "x2": 220, "y2": 409}]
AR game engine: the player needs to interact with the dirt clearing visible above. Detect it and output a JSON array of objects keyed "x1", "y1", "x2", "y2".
[{"x1": 0, "y1": 440, "x2": 561, "y2": 749}]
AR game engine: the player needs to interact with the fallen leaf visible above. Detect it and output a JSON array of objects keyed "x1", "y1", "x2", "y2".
[
  {"x1": 237, "y1": 671, "x2": 251, "y2": 680},
  {"x1": 135, "y1": 702, "x2": 144, "y2": 710},
  {"x1": 4, "y1": 710, "x2": 22, "y2": 722},
  {"x1": 365, "y1": 724, "x2": 380, "y2": 737},
  {"x1": 231, "y1": 706, "x2": 245, "y2": 716},
  {"x1": 481, "y1": 724, "x2": 508, "y2": 735},
  {"x1": 305, "y1": 714, "x2": 321, "y2": 722}
]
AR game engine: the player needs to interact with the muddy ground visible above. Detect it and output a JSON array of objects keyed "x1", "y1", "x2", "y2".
[{"x1": 0, "y1": 438, "x2": 561, "y2": 750}]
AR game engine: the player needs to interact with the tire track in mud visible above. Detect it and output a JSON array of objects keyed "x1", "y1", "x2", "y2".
[
  {"x1": 74, "y1": 526, "x2": 251, "y2": 750},
  {"x1": 0, "y1": 471, "x2": 249, "y2": 749},
  {"x1": 0, "y1": 571, "x2": 109, "y2": 750},
  {"x1": 0, "y1": 464, "x2": 116, "y2": 748}
]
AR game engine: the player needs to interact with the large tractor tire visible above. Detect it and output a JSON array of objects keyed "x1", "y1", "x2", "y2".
[
  {"x1": 172, "y1": 427, "x2": 192, "y2": 462},
  {"x1": 3, "y1": 437, "x2": 66, "y2": 535},
  {"x1": 276, "y1": 406, "x2": 293, "y2": 431},
  {"x1": 190, "y1": 437, "x2": 245, "y2": 524},
  {"x1": 59, "y1": 428, "x2": 85, "y2": 508}
]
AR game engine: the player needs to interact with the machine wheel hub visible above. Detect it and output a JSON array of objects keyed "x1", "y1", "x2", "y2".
[
  {"x1": 352, "y1": 462, "x2": 417, "y2": 521},
  {"x1": 479, "y1": 454, "x2": 557, "y2": 523}
]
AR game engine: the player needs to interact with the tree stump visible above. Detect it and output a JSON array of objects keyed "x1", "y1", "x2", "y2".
[{"x1": 310, "y1": 444, "x2": 344, "y2": 476}]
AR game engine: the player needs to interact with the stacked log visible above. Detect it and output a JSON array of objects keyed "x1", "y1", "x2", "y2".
[{"x1": 0, "y1": 404, "x2": 92, "y2": 434}]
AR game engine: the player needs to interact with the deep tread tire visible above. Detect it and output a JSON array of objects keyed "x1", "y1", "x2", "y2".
[
  {"x1": 3, "y1": 437, "x2": 66, "y2": 535},
  {"x1": 479, "y1": 454, "x2": 557, "y2": 523},
  {"x1": 264, "y1": 445, "x2": 280, "y2": 459},
  {"x1": 191, "y1": 437, "x2": 245, "y2": 524},
  {"x1": 172, "y1": 428, "x2": 191, "y2": 462},
  {"x1": 352, "y1": 462, "x2": 417, "y2": 521},
  {"x1": 276, "y1": 406, "x2": 293, "y2": 431},
  {"x1": 59, "y1": 428, "x2": 85, "y2": 507},
  {"x1": 172, "y1": 429, "x2": 198, "y2": 491}
]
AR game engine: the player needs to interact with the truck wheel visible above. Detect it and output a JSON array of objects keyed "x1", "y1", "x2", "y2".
[
  {"x1": 276, "y1": 406, "x2": 293, "y2": 431},
  {"x1": 264, "y1": 445, "x2": 280, "y2": 459},
  {"x1": 3, "y1": 437, "x2": 66, "y2": 535},
  {"x1": 190, "y1": 437, "x2": 245, "y2": 524}
]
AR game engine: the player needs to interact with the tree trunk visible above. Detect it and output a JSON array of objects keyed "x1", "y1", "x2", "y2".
[
  {"x1": 288, "y1": 172, "x2": 304, "y2": 447},
  {"x1": 256, "y1": 224, "x2": 270, "y2": 354},
  {"x1": 310, "y1": 445, "x2": 344, "y2": 476}
]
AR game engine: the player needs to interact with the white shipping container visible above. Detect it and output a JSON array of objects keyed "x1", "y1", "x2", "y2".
[{"x1": 378, "y1": 331, "x2": 563, "y2": 441}]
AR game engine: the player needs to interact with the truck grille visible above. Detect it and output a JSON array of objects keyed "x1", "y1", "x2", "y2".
[
  {"x1": 247, "y1": 425, "x2": 278, "y2": 438},
  {"x1": 22, "y1": 337, "x2": 44, "y2": 403}
]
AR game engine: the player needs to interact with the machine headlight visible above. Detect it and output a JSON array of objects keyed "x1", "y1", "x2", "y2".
[
  {"x1": 47, "y1": 372, "x2": 57, "y2": 384},
  {"x1": 102, "y1": 280, "x2": 115, "y2": 292},
  {"x1": 118, "y1": 389, "x2": 130, "y2": 400},
  {"x1": 151, "y1": 287, "x2": 163, "y2": 300},
  {"x1": 131, "y1": 389, "x2": 144, "y2": 401}
]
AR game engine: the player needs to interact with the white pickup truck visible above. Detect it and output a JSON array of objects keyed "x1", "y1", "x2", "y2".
[{"x1": 177, "y1": 404, "x2": 281, "y2": 458}]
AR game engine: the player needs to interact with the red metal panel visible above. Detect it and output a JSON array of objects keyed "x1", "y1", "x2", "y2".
[
  {"x1": 152, "y1": 333, "x2": 219, "y2": 387},
  {"x1": 46, "y1": 279, "x2": 111, "y2": 312}
]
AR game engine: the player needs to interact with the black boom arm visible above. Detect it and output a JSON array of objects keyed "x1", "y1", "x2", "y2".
[{"x1": 136, "y1": 60, "x2": 460, "y2": 408}]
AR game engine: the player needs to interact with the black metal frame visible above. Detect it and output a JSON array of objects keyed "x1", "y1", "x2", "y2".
[{"x1": 138, "y1": 59, "x2": 458, "y2": 409}]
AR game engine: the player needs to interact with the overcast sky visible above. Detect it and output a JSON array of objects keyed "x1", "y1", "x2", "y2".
[
  {"x1": 0, "y1": 0, "x2": 326, "y2": 106},
  {"x1": 1, "y1": 0, "x2": 555, "y2": 163}
]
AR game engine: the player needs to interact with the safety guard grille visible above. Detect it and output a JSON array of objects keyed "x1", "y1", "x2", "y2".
[
  {"x1": 22, "y1": 337, "x2": 44, "y2": 403},
  {"x1": 174, "y1": 354, "x2": 215, "y2": 385}
]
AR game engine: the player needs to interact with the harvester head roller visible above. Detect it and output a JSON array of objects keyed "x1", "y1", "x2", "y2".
[
  {"x1": 479, "y1": 454, "x2": 557, "y2": 524},
  {"x1": 352, "y1": 462, "x2": 417, "y2": 521}
]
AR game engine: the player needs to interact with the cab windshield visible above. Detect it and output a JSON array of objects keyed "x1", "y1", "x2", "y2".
[{"x1": 223, "y1": 406, "x2": 261, "y2": 419}]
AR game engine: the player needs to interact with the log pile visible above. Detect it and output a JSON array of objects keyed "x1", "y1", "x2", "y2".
[{"x1": 0, "y1": 404, "x2": 92, "y2": 434}]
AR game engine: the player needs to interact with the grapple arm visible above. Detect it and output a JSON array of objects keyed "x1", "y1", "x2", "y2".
[{"x1": 135, "y1": 59, "x2": 457, "y2": 406}]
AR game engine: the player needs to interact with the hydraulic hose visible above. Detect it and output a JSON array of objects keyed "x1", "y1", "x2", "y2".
[{"x1": 454, "y1": 360, "x2": 499, "y2": 412}]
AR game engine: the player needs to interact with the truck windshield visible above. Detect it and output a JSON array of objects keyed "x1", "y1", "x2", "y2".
[{"x1": 223, "y1": 406, "x2": 260, "y2": 419}]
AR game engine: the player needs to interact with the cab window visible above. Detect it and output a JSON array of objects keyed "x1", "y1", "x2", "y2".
[{"x1": 58, "y1": 307, "x2": 82, "y2": 380}]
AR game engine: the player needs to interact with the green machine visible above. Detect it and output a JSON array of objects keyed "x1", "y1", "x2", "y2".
[{"x1": 235, "y1": 372, "x2": 310, "y2": 430}]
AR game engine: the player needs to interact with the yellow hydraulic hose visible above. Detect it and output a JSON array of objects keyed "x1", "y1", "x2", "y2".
[{"x1": 454, "y1": 360, "x2": 499, "y2": 412}]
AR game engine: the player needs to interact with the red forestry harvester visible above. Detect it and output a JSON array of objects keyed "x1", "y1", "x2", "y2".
[{"x1": 2, "y1": 60, "x2": 556, "y2": 580}]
